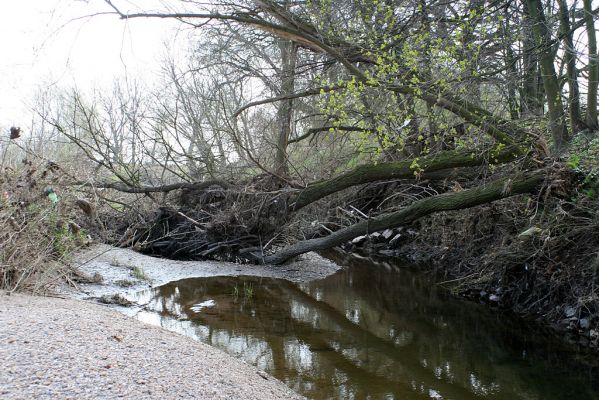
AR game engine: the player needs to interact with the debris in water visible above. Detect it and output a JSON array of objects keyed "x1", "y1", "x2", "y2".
[
  {"x1": 189, "y1": 299, "x2": 216, "y2": 313},
  {"x1": 99, "y1": 294, "x2": 134, "y2": 306}
]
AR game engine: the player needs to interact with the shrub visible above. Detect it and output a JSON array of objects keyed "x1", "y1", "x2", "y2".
[{"x1": 1, "y1": 159, "x2": 86, "y2": 293}]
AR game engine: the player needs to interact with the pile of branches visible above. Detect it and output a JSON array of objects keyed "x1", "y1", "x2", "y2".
[
  {"x1": 114, "y1": 171, "x2": 450, "y2": 262},
  {"x1": 0, "y1": 159, "x2": 87, "y2": 292},
  {"x1": 120, "y1": 178, "x2": 295, "y2": 261}
]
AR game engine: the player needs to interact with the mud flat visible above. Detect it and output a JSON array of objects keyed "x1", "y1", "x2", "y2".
[{"x1": 65, "y1": 244, "x2": 340, "y2": 300}]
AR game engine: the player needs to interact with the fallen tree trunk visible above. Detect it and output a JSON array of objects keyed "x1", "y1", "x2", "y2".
[
  {"x1": 262, "y1": 170, "x2": 547, "y2": 264},
  {"x1": 75, "y1": 180, "x2": 232, "y2": 193},
  {"x1": 290, "y1": 146, "x2": 522, "y2": 210},
  {"x1": 73, "y1": 146, "x2": 521, "y2": 211}
]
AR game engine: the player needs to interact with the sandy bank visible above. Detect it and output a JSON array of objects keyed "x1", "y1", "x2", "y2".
[
  {"x1": 0, "y1": 292, "x2": 305, "y2": 399},
  {"x1": 65, "y1": 244, "x2": 340, "y2": 300}
]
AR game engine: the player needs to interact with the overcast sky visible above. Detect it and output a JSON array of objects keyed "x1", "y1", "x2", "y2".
[{"x1": 0, "y1": 0, "x2": 187, "y2": 128}]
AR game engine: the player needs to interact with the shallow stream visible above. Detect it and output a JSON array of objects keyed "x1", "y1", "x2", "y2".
[{"x1": 127, "y1": 252, "x2": 599, "y2": 399}]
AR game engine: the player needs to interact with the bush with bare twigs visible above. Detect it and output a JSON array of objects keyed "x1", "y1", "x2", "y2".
[{"x1": 0, "y1": 159, "x2": 88, "y2": 293}]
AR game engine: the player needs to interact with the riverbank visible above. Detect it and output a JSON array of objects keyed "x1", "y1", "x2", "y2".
[
  {"x1": 342, "y1": 193, "x2": 599, "y2": 349},
  {"x1": 0, "y1": 292, "x2": 305, "y2": 400},
  {"x1": 63, "y1": 244, "x2": 340, "y2": 301},
  {"x1": 0, "y1": 246, "x2": 340, "y2": 400}
]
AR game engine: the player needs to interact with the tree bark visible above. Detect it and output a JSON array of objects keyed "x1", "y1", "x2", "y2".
[
  {"x1": 290, "y1": 145, "x2": 522, "y2": 210},
  {"x1": 263, "y1": 171, "x2": 546, "y2": 264},
  {"x1": 584, "y1": 0, "x2": 598, "y2": 130},
  {"x1": 521, "y1": 0, "x2": 543, "y2": 117},
  {"x1": 559, "y1": 0, "x2": 585, "y2": 133},
  {"x1": 525, "y1": 0, "x2": 570, "y2": 152},
  {"x1": 274, "y1": 39, "x2": 297, "y2": 177}
]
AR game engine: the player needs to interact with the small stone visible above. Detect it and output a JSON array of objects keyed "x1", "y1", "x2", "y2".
[
  {"x1": 351, "y1": 235, "x2": 367, "y2": 244},
  {"x1": 389, "y1": 233, "x2": 402, "y2": 245},
  {"x1": 382, "y1": 229, "x2": 393, "y2": 239},
  {"x1": 489, "y1": 294, "x2": 500, "y2": 302},
  {"x1": 579, "y1": 318, "x2": 590, "y2": 330}
]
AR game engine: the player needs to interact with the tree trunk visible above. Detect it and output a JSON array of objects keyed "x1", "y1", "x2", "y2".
[
  {"x1": 290, "y1": 145, "x2": 522, "y2": 210},
  {"x1": 521, "y1": 0, "x2": 543, "y2": 117},
  {"x1": 274, "y1": 39, "x2": 297, "y2": 177},
  {"x1": 525, "y1": 0, "x2": 569, "y2": 152},
  {"x1": 559, "y1": 0, "x2": 585, "y2": 133},
  {"x1": 263, "y1": 171, "x2": 546, "y2": 264},
  {"x1": 584, "y1": 0, "x2": 598, "y2": 130},
  {"x1": 503, "y1": 13, "x2": 520, "y2": 120}
]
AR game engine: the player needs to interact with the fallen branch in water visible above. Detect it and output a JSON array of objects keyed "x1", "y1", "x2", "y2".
[{"x1": 259, "y1": 170, "x2": 550, "y2": 264}]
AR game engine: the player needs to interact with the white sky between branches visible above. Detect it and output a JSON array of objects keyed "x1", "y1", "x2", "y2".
[
  {"x1": 0, "y1": 0, "x2": 596, "y2": 133},
  {"x1": 0, "y1": 0, "x2": 185, "y2": 130}
]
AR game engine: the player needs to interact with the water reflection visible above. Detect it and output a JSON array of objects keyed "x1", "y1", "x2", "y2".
[{"x1": 128, "y1": 253, "x2": 599, "y2": 399}]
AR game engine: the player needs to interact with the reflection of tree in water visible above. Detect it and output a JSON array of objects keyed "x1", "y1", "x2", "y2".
[
  {"x1": 138, "y1": 258, "x2": 599, "y2": 400},
  {"x1": 307, "y1": 254, "x2": 599, "y2": 399}
]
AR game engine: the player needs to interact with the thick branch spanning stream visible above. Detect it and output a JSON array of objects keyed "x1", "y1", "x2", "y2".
[
  {"x1": 290, "y1": 145, "x2": 523, "y2": 210},
  {"x1": 262, "y1": 170, "x2": 546, "y2": 264},
  {"x1": 79, "y1": 145, "x2": 522, "y2": 205}
]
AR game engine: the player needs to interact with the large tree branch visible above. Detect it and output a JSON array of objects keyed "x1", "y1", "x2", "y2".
[
  {"x1": 263, "y1": 169, "x2": 548, "y2": 264},
  {"x1": 289, "y1": 145, "x2": 524, "y2": 210},
  {"x1": 103, "y1": 0, "x2": 343, "y2": 55},
  {"x1": 232, "y1": 84, "x2": 343, "y2": 117},
  {"x1": 288, "y1": 125, "x2": 366, "y2": 144},
  {"x1": 77, "y1": 180, "x2": 232, "y2": 193}
]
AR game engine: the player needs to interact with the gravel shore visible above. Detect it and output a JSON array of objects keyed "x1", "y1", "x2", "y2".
[{"x1": 0, "y1": 292, "x2": 305, "y2": 400}]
